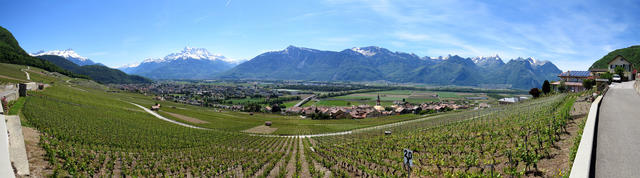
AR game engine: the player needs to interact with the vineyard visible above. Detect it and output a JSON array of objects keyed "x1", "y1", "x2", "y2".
[
  {"x1": 309, "y1": 94, "x2": 577, "y2": 177},
  {"x1": 8, "y1": 64, "x2": 586, "y2": 177}
]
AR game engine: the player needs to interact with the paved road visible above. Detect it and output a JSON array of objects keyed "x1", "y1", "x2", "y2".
[
  {"x1": 129, "y1": 102, "x2": 208, "y2": 130},
  {"x1": 596, "y1": 81, "x2": 640, "y2": 177},
  {"x1": 292, "y1": 95, "x2": 316, "y2": 108},
  {"x1": 21, "y1": 68, "x2": 30, "y2": 81}
]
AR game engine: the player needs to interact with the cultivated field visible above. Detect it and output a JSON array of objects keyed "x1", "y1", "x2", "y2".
[
  {"x1": 304, "y1": 90, "x2": 494, "y2": 107},
  {"x1": 2, "y1": 63, "x2": 585, "y2": 177}
]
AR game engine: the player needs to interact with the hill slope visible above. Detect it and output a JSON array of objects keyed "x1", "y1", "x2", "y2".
[
  {"x1": 36, "y1": 55, "x2": 151, "y2": 84},
  {"x1": 220, "y1": 46, "x2": 562, "y2": 89},
  {"x1": 0, "y1": 26, "x2": 84, "y2": 78},
  {"x1": 590, "y1": 45, "x2": 640, "y2": 70}
]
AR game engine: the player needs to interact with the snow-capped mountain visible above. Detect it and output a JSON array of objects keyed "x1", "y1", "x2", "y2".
[
  {"x1": 472, "y1": 55, "x2": 505, "y2": 68},
  {"x1": 512, "y1": 57, "x2": 550, "y2": 68},
  {"x1": 221, "y1": 45, "x2": 563, "y2": 89},
  {"x1": 31, "y1": 49, "x2": 98, "y2": 66},
  {"x1": 119, "y1": 47, "x2": 243, "y2": 79},
  {"x1": 350, "y1": 47, "x2": 377, "y2": 57}
]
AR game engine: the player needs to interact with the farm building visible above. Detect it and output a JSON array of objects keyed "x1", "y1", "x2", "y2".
[{"x1": 551, "y1": 71, "x2": 591, "y2": 92}]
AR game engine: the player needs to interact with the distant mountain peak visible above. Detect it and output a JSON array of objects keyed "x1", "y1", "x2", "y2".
[
  {"x1": 284, "y1": 45, "x2": 318, "y2": 53},
  {"x1": 351, "y1": 47, "x2": 377, "y2": 57},
  {"x1": 471, "y1": 55, "x2": 503, "y2": 64},
  {"x1": 31, "y1": 49, "x2": 89, "y2": 62},
  {"x1": 164, "y1": 47, "x2": 226, "y2": 61},
  {"x1": 514, "y1": 57, "x2": 549, "y2": 66},
  {"x1": 30, "y1": 49, "x2": 97, "y2": 66}
]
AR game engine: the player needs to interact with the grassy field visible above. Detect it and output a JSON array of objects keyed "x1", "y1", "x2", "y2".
[
  {"x1": 120, "y1": 92, "x2": 424, "y2": 135},
  {"x1": 303, "y1": 90, "x2": 482, "y2": 107},
  {"x1": 0, "y1": 63, "x2": 29, "y2": 83},
  {"x1": 1, "y1": 64, "x2": 423, "y2": 135},
  {"x1": 7, "y1": 97, "x2": 26, "y2": 115}
]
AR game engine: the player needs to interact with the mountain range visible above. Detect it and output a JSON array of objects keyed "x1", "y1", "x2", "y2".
[
  {"x1": 219, "y1": 46, "x2": 562, "y2": 89},
  {"x1": 118, "y1": 47, "x2": 243, "y2": 79},
  {"x1": 1, "y1": 25, "x2": 564, "y2": 89},
  {"x1": 31, "y1": 49, "x2": 100, "y2": 66},
  {"x1": 35, "y1": 54, "x2": 151, "y2": 84},
  {"x1": 0, "y1": 26, "x2": 83, "y2": 78}
]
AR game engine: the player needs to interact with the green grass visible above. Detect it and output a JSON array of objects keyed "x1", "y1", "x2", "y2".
[
  {"x1": 435, "y1": 91, "x2": 461, "y2": 98},
  {"x1": 226, "y1": 97, "x2": 266, "y2": 104},
  {"x1": 282, "y1": 100, "x2": 300, "y2": 107},
  {"x1": 0, "y1": 63, "x2": 29, "y2": 83},
  {"x1": 7, "y1": 97, "x2": 25, "y2": 115},
  {"x1": 303, "y1": 89, "x2": 457, "y2": 107},
  {"x1": 376, "y1": 90, "x2": 414, "y2": 95}
]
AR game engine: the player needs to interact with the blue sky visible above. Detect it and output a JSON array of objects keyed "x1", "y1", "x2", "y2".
[{"x1": 1, "y1": 0, "x2": 638, "y2": 70}]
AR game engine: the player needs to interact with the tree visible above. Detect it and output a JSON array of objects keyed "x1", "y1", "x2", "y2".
[
  {"x1": 243, "y1": 103, "x2": 261, "y2": 112},
  {"x1": 558, "y1": 81, "x2": 567, "y2": 93},
  {"x1": 600, "y1": 71, "x2": 613, "y2": 80},
  {"x1": 529, "y1": 88, "x2": 541, "y2": 98},
  {"x1": 542, "y1": 80, "x2": 551, "y2": 94},
  {"x1": 270, "y1": 104, "x2": 281, "y2": 112},
  {"x1": 582, "y1": 79, "x2": 595, "y2": 90},
  {"x1": 615, "y1": 66, "x2": 625, "y2": 78}
]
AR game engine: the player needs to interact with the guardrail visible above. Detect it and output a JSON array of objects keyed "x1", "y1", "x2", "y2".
[{"x1": 569, "y1": 90, "x2": 606, "y2": 177}]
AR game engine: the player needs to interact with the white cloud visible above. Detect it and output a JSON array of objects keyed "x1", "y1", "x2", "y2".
[{"x1": 323, "y1": 0, "x2": 635, "y2": 71}]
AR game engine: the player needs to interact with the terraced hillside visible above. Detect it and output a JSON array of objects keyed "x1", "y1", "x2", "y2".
[{"x1": 2, "y1": 62, "x2": 585, "y2": 177}]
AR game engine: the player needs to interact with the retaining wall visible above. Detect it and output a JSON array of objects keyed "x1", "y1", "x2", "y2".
[
  {"x1": 6, "y1": 116, "x2": 29, "y2": 176},
  {"x1": 0, "y1": 107, "x2": 16, "y2": 178},
  {"x1": 0, "y1": 85, "x2": 19, "y2": 102},
  {"x1": 569, "y1": 94, "x2": 604, "y2": 177},
  {"x1": 635, "y1": 76, "x2": 640, "y2": 95}
]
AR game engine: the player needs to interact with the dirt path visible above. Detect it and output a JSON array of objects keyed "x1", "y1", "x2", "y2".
[
  {"x1": 285, "y1": 138, "x2": 298, "y2": 178},
  {"x1": 129, "y1": 102, "x2": 208, "y2": 130},
  {"x1": 159, "y1": 110, "x2": 209, "y2": 124},
  {"x1": 534, "y1": 99, "x2": 591, "y2": 176},
  {"x1": 252, "y1": 138, "x2": 287, "y2": 177},
  {"x1": 298, "y1": 138, "x2": 311, "y2": 177},
  {"x1": 21, "y1": 69, "x2": 30, "y2": 81},
  {"x1": 243, "y1": 125, "x2": 278, "y2": 134},
  {"x1": 308, "y1": 138, "x2": 332, "y2": 178},
  {"x1": 267, "y1": 138, "x2": 293, "y2": 178},
  {"x1": 0, "y1": 74, "x2": 28, "y2": 83},
  {"x1": 21, "y1": 127, "x2": 52, "y2": 177}
]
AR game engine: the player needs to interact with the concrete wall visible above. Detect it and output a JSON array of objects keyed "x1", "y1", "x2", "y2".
[
  {"x1": 0, "y1": 108, "x2": 17, "y2": 178},
  {"x1": 635, "y1": 75, "x2": 640, "y2": 95},
  {"x1": 6, "y1": 116, "x2": 29, "y2": 176},
  {"x1": 570, "y1": 95, "x2": 603, "y2": 178},
  {"x1": 0, "y1": 85, "x2": 19, "y2": 102},
  {"x1": 24, "y1": 82, "x2": 37, "y2": 91}
]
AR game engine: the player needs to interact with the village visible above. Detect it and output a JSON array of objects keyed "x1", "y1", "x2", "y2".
[{"x1": 282, "y1": 94, "x2": 474, "y2": 119}]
